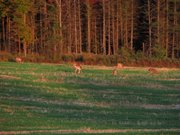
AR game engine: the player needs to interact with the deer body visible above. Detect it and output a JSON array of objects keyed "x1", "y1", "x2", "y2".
[
  {"x1": 16, "y1": 57, "x2": 23, "y2": 63},
  {"x1": 112, "y1": 68, "x2": 117, "y2": 76},
  {"x1": 112, "y1": 63, "x2": 123, "y2": 76},
  {"x1": 148, "y1": 68, "x2": 159, "y2": 74},
  {"x1": 73, "y1": 63, "x2": 82, "y2": 74},
  {"x1": 117, "y1": 63, "x2": 123, "y2": 68}
]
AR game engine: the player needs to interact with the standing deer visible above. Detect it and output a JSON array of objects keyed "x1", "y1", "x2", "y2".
[
  {"x1": 148, "y1": 68, "x2": 159, "y2": 74},
  {"x1": 112, "y1": 67, "x2": 117, "y2": 76},
  {"x1": 112, "y1": 63, "x2": 123, "y2": 76},
  {"x1": 117, "y1": 63, "x2": 123, "y2": 68},
  {"x1": 73, "y1": 63, "x2": 82, "y2": 74},
  {"x1": 16, "y1": 57, "x2": 23, "y2": 63}
]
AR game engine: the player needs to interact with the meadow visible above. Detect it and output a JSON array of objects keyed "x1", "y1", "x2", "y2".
[{"x1": 0, "y1": 62, "x2": 180, "y2": 134}]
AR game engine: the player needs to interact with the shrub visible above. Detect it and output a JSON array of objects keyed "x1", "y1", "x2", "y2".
[
  {"x1": 134, "y1": 51, "x2": 144, "y2": 60},
  {"x1": 119, "y1": 47, "x2": 135, "y2": 63},
  {"x1": 0, "y1": 51, "x2": 14, "y2": 62},
  {"x1": 81, "y1": 53, "x2": 96, "y2": 65},
  {"x1": 75, "y1": 54, "x2": 83, "y2": 62},
  {"x1": 96, "y1": 55, "x2": 105, "y2": 65},
  {"x1": 152, "y1": 45, "x2": 166, "y2": 60},
  {"x1": 61, "y1": 54, "x2": 75, "y2": 62},
  {"x1": 22, "y1": 54, "x2": 46, "y2": 63}
]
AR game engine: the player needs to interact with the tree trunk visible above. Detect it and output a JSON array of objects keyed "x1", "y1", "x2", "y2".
[
  {"x1": 112, "y1": 2, "x2": 115, "y2": 55},
  {"x1": 0, "y1": 32, "x2": 1, "y2": 51},
  {"x1": 87, "y1": 0, "x2": 91, "y2": 53},
  {"x1": 148, "y1": 0, "x2": 152, "y2": 56},
  {"x1": 40, "y1": 2, "x2": 43, "y2": 54},
  {"x1": 55, "y1": 0, "x2": 63, "y2": 54},
  {"x1": 18, "y1": 34, "x2": 21, "y2": 54},
  {"x1": 130, "y1": 0, "x2": 134, "y2": 50},
  {"x1": 94, "y1": 19, "x2": 97, "y2": 54},
  {"x1": 78, "y1": 0, "x2": 82, "y2": 54},
  {"x1": 24, "y1": 41, "x2": 27, "y2": 57},
  {"x1": 119, "y1": 0, "x2": 123, "y2": 47},
  {"x1": 59, "y1": 0, "x2": 63, "y2": 54},
  {"x1": 125, "y1": 1, "x2": 128, "y2": 48},
  {"x1": 7, "y1": 17, "x2": 11, "y2": 52},
  {"x1": 172, "y1": 0, "x2": 177, "y2": 59},
  {"x1": 68, "y1": 0, "x2": 72, "y2": 54},
  {"x1": 115, "y1": 0, "x2": 119, "y2": 55},
  {"x1": 23, "y1": 14, "x2": 27, "y2": 57},
  {"x1": 157, "y1": 0, "x2": 160, "y2": 46},
  {"x1": 2, "y1": 18, "x2": 5, "y2": 51},
  {"x1": 102, "y1": 0, "x2": 106, "y2": 55},
  {"x1": 108, "y1": 1, "x2": 111, "y2": 55},
  {"x1": 143, "y1": 42, "x2": 145, "y2": 55},
  {"x1": 53, "y1": 28, "x2": 56, "y2": 60},
  {"x1": 74, "y1": 0, "x2": 77, "y2": 54},
  {"x1": 166, "y1": 0, "x2": 169, "y2": 57}
]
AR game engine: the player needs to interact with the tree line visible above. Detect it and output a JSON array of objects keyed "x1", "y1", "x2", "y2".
[{"x1": 0, "y1": 0, "x2": 179, "y2": 61}]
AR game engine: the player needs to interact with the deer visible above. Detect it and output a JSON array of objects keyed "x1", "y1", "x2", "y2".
[
  {"x1": 112, "y1": 63, "x2": 123, "y2": 76},
  {"x1": 73, "y1": 63, "x2": 82, "y2": 74},
  {"x1": 15, "y1": 57, "x2": 23, "y2": 63},
  {"x1": 148, "y1": 67, "x2": 159, "y2": 74},
  {"x1": 117, "y1": 63, "x2": 123, "y2": 68},
  {"x1": 112, "y1": 67, "x2": 118, "y2": 76}
]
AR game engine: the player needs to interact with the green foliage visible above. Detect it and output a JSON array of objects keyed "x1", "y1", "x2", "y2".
[
  {"x1": 134, "y1": 51, "x2": 144, "y2": 59},
  {"x1": 14, "y1": 0, "x2": 32, "y2": 14},
  {"x1": 12, "y1": 0, "x2": 33, "y2": 45},
  {"x1": 0, "y1": 0, "x2": 15, "y2": 17},
  {"x1": 0, "y1": 51, "x2": 13, "y2": 62},
  {"x1": 61, "y1": 54, "x2": 75, "y2": 62},
  {"x1": 0, "y1": 1, "x2": 6, "y2": 17},
  {"x1": 80, "y1": 53, "x2": 96, "y2": 65},
  {"x1": 152, "y1": 45, "x2": 166, "y2": 60},
  {"x1": 19, "y1": 23, "x2": 34, "y2": 43},
  {"x1": 23, "y1": 54, "x2": 47, "y2": 63},
  {"x1": 61, "y1": 54, "x2": 118, "y2": 66},
  {"x1": 75, "y1": 54, "x2": 84, "y2": 62},
  {"x1": 119, "y1": 47, "x2": 135, "y2": 63}
]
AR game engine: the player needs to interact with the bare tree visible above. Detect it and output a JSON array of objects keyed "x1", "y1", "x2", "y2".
[
  {"x1": 130, "y1": 0, "x2": 134, "y2": 50},
  {"x1": 86, "y1": 0, "x2": 91, "y2": 53},
  {"x1": 102, "y1": 0, "x2": 106, "y2": 55},
  {"x1": 78, "y1": 0, "x2": 82, "y2": 54},
  {"x1": 148, "y1": 0, "x2": 152, "y2": 56},
  {"x1": 166, "y1": 0, "x2": 169, "y2": 57}
]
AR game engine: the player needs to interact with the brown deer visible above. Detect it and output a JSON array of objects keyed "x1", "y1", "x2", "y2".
[
  {"x1": 15, "y1": 57, "x2": 23, "y2": 63},
  {"x1": 112, "y1": 67, "x2": 117, "y2": 76},
  {"x1": 117, "y1": 63, "x2": 123, "y2": 69},
  {"x1": 112, "y1": 63, "x2": 124, "y2": 76},
  {"x1": 148, "y1": 68, "x2": 159, "y2": 74},
  {"x1": 73, "y1": 63, "x2": 82, "y2": 74}
]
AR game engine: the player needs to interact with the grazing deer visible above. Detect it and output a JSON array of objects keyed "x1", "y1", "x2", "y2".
[
  {"x1": 148, "y1": 68, "x2": 159, "y2": 74},
  {"x1": 15, "y1": 57, "x2": 23, "y2": 63},
  {"x1": 117, "y1": 63, "x2": 123, "y2": 69},
  {"x1": 73, "y1": 63, "x2": 82, "y2": 74},
  {"x1": 112, "y1": 63, "x2": 124, "y2": 76},
  {"x1": 112, "y1": 67, "x2": 117, "y2": 76}
]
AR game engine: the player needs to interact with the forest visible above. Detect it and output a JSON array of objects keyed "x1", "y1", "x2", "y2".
[{"x1": 0, "y1": 0, "x2": 180, "y2": 65}]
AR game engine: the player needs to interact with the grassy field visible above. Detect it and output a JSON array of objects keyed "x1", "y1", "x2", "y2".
[{"x1": 0, "y1": 62, "x2": 180, "y2": 134}]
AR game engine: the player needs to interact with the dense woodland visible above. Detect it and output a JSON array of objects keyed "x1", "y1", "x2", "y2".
[{"x1": 0, "y1": 0, "x2": 180, "y2": 64}]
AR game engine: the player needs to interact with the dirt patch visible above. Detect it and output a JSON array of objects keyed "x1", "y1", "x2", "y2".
[
  {"x1": 0, "y1": 75, "x2": 20, "y2": 80},
  {"x1": 159, "y1": 78, "x2": 180, "y2": 81},
  {"x1": 0, "y1": 129, "x2": 180, "y2": 135},
  {"x1": 84, "y1": 65, "x2": 180, "y2": 71},
  {"x1": 141, "y1": 104, "x2": 180, "y2": 109}
]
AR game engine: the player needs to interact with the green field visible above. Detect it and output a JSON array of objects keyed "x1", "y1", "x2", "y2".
[{"x1": 0, "y1": 62, "x2": 180, "y2": 134}]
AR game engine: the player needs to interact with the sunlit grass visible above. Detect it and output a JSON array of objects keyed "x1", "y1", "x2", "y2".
[{"x1": 0, "y1": 62, "x2": 180, "y2": 134}]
